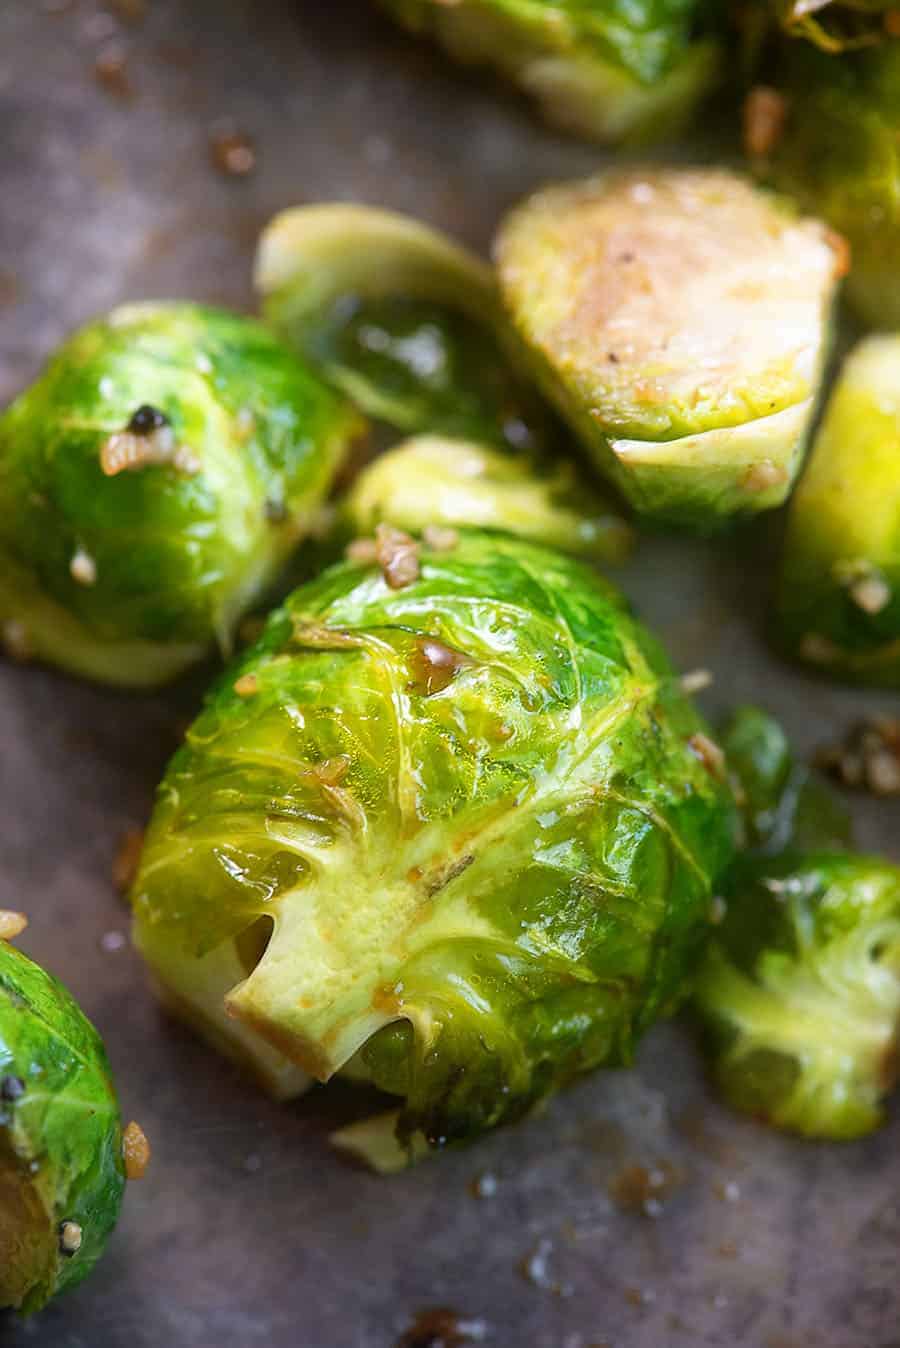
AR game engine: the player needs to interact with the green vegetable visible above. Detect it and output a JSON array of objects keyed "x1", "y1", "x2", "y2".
[
  {"x1": 256, "y1": 205, "x2": 550, "y2": 455},
  {"x1": 494, "y1": 167, "x2": 842, "y2": 528},
  {"x1": 722, "y1": 705, "x2": 852, "y2": 854},
  {"x1": 775, "y1": 336, "x2": 900, "y2": 686},
  {"x1": 0, "y1": 938, "x2": 126, "y2": 1312},
  {"x1": 693, "y1": 850, "x2": 900, "y2": 1139},
  {"x1": 765, "y1": 39, "x2": 900, "y2": 328},
  {"x1": 377, "y1": 0, "x2": 722, "y2": 145},
  {"x1": 344, "y1": 435, "x2": 633, "y2": 563},
  {"x1": 0, "y1": 302, "x2": 362, "y2": 688},
  {"x1": 131, "y1": 531, "x2": 734, "y2": 1168}
]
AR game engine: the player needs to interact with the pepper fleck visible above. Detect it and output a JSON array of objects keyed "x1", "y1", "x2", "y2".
[{"x1": 127, "y1": 404, "x2": 169, "y2": 435}]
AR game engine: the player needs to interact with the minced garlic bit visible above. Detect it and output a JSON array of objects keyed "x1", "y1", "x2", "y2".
[
  {"x1": 422, "y1": 524, "x2": 459, "y2": 552},
  {"x1": 817, "y1": 717, "x2": 900, "y2": 798},
  {"x1": 374, "y1": 523, "x2": 420, "y2": 590},
  {"x1": 742, "y1": 86, "x2": 788, "y2": 161},
  {"x1": 70, "y1": 546, "x2": 97, "y2": 587},
  {"x1": 100, "y1": 422, "x2": 200, "y2": 477},
  {"x1": 741, "y1": 460, "x2": 788, "y2": 494},
  {"x1": 1, "y1": 620, "x2": 32, "y2": 663},
  {"x1": 850, "y1": 575, "x2": 891, "y2": 616},
  {"x1": 233, "y1": 673, "x2": 259, "y2": 698},
  {"x1": 122, "y1": 1120, "x2": 151, "y2": 1180},
  {"x1": 0, "y1": 910, "x2": 28, "y2": 941},
  {"x1": 680, "y1": 668, "x2": 713, "y2": 695},
  {"x1": 58, "y1": 1220, "x2": 83, "y2": 1256},
  {"x1": 688, "y1": 732, "x2": 726, "y2": 780}
]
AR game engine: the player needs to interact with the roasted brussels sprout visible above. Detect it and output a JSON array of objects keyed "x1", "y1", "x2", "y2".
[
  {"x1": 132, "y1": 531, "x2": 734, "y2": 1168},
  {"x1": 722, "y1": 705, "x2": 852, "y2": 854},
  {"x1": 763, "y1": 40, "x2": 900, "y2": 328},
  {"x1": 494, "y1": 167, "x2": 843, "y2": 528},
  {"x1": 377, "y1": 0, "x2": 722, "y2": 145},
  {"x1": 693, "y1": 851, "x2": 900, "y2": 1139},
  {"x1": 775, "y1": 336, "x2": 900, "y2": 686},
  {"x1": 1, "y1": 919, "x2": 137, "y2": 1312},
  {"x1": 0, "y1": 303, "x2": 362, "y2": 687},
  {"x1": 344, "y1": 435, "x2": 633, "y2": 563},
  {"x1": 257, "y1": 205, "x2": 550, "y2": 455}
]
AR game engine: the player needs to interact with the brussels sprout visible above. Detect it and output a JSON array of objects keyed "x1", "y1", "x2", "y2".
[
  {"x1": 775, "y1": 336, "x2": 900, "y2": 686},
  {"x1": 131, "y1": 531, "x2": 734, "y2": 1168},
  {"x1": 256, "y1": 205, "x2": 550, "y2": 455},
  {"x1": 763, "y1": 40, "x2": 900, "y2": 328},
  {"x1": 722, "y1": 705, "x2": 852, "y2": 854},
  {"x1": 344, "y1": 435, "x2": 633, "y2": 563},
  {"x1": 0, "y1": 925, "x2": 132, "y2": 1312},
  {"x1": 0, "y1": 303, "x2": 363, "y2": 688},
  {"x1": 377, "y1": 0, "x2": 722, "y2": 145},
  {"x1": 494, "y1": 167, "x2": 843, "y2": 528},
  {"x1": 693, "y1": 851, "x2": 900, "y2": 1139}
]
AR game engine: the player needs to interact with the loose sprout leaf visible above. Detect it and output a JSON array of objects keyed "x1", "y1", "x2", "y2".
[
  {"x1": 764, "y1": 39, "x2": 900, "y2": 329},
  {"x1": 721, "y1": 705, "x2": 853, "y2": 854},
  {"x1": 256, "y1": 204, "x2": 553, "y2": 456},
  {"x1": 775, "y1": 336, "x2": 900, "y2": 687},
  {"x1": 0, "y1": 943, "x2": 125, "y2": 1312},
  {"x1": 772, "y1": 0, "x2": 899, "y2": 50},
  {"x1": 377, "y1": 0, "x2": 722, "y2": 145},
  {"x1": 0, "y1": 302, "x2": 362, "y2": 687},
  {"x1": 494, "y1": 167, "x2": 842, "y2": 529},
  {"x1": 344, "y1": 435, "x2": 633, "y2": 564},
  {"x1": 132, "y1": 530, "x2": 735, "y2": 1162},
  {"x1": 693, "y1": 851, "x2": 900, "y2": 1140}
]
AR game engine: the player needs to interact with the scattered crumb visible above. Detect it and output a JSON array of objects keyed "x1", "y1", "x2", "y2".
[
  {"x1": 743, "y1": 86, "x2": 788, "y2": 160},
  {"x1": 233, "y1": 673, "x2": 259, "y2": 698},
  {"x1": 715, "y1": 1179, "x2": 741, "y2": 1203},
  {"x1": 375, "y1": 523, "x2": 420, "y2": 590},
  {"x1": 70, "y1": 546, "x2": 97, "y2": 586},
  {"x1": 0, "y1": 270, "x2": 19, "y2": 308},
  {"x1": 816, "y1": 717, "x2": 900, "y2": 797},
  {"x1": 100, "y1": 929, "x2": 126, "y2": 954},
  {"x1": 101, "y1": 422, "x2": 199, "y2": 476},
  {"x1": 423, "y1": 524, "x2": 459, "y2": 553},
  {"x1": 346, "y1": 537, "x2": 379, "y2": 564},
  {"x1": 2, "y1": 620, "x2": 32, "y2": 664},
  {"x1": 0, "y1": 911, "x2": 28, "y2": 941},
  {"x1": 688, "y1": 733, "x2": 726, "y2": 781},
  {"x1": 112, "y1": 828, "x2": 144, "y2": 895},
  {"x1": 209, "y1": 125, "x2": 257, "y2": 177},
  {"x1": 94, "y1": 42, "x2": 134, "y2": 99},
  {"x1": 518, "y1": 1238, "x2": 572, "y2": 1297},
  {"x1": 610, "y1": 1160, "x2": 682, "y2": 1218},
  {"x1": 680, "y1": 668, "x2": 713, "y2": 695},
  {"x1": 395, "y1": 1309, "x2": 488, "y2": 1347},
  {"x1": 58, "y1": 1221, "x2": 83, "y2": 1256},
  {"x1": 825, "y1": 229, "x2": 851, "y2": 281},
  {"x1": 122, "y1": 1121, "x2": 151, "y2": 1179},
  {"x1": 468, "y1": 1171, "x2": 498, "y2": 1199},
  {"x1": 717, "y1": 1240, "x2": 739, "y2": 1259}
]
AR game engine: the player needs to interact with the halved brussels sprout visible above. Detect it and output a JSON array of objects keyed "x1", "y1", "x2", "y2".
[
  {"x1": 693, "y1": 850, "x2": 900, "y2": 1139},
  {"x1": 256, "y1": 205, "x2": 550, "y2": 455},
  {"x1": 775, "y1": 336, "x2": 900, "y2": 686},
  {"x1": 377, "y1": 0, "x2": 722, "y2": 145},
  {"x1": 764, "y1": 39, "x2": 900, "y2": 328},
  {"x1": 0, "y1": 927, "x2": 133, "y2": 1312},
  {"x1": 132, "y1": 531, "x2": 734, "y2": 1168},
  {"x1": 344, "y1": 435, "x2": 633, "y2": 563},
  {"x1": 494, "y1": 167, "x2": 843, "y2": 528},
  {"x1": 0, "y1": 303, "x2": 363, "y2": 688}
]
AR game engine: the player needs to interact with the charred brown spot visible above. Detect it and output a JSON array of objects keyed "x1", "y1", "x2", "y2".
[
  {"x1": 396, "y1": 1308, "x2": 472, "y2": 1348},
  {"x1": 610, "y1": 1160, "x2": 682, "y2": 1217},
  {"x1": 375, "y1": 524, "x2": 420, "y2": 590},
  {"x1": 408, "y1": 636, "x2": 468, "y2": 696}
]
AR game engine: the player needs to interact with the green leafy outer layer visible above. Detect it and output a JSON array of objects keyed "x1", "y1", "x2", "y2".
[
  {"x1": 767, "y1": 40, "x2": 900, "y2": 329},
  {"x1": 256, "y1": 205, "x2": 552, "y2": 456},
  {"x1": 0, "y1": 942, "x2": 125, "y2": 1312},
  {"x1": 693, "y1": 851, "x2": 900, "y2": 1140},
  {"x1": 132, "y1": 531, "x2": 734, "y2": 1164},
  {"x1": 775, "y1": 336, "x2": 900, "y2": 686},
  {"x1": 0, "y1": 302, "x2": 362, "y2": 687},
  {"x1": 494, "y1": 168, "x2": 841, "y2": 529},
  {"x1": 377, "y1": 0, "x2": 721, "y2": 145},
  {"x1": 344, "y1": 435, "x2": 633, "y2": 564}
]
